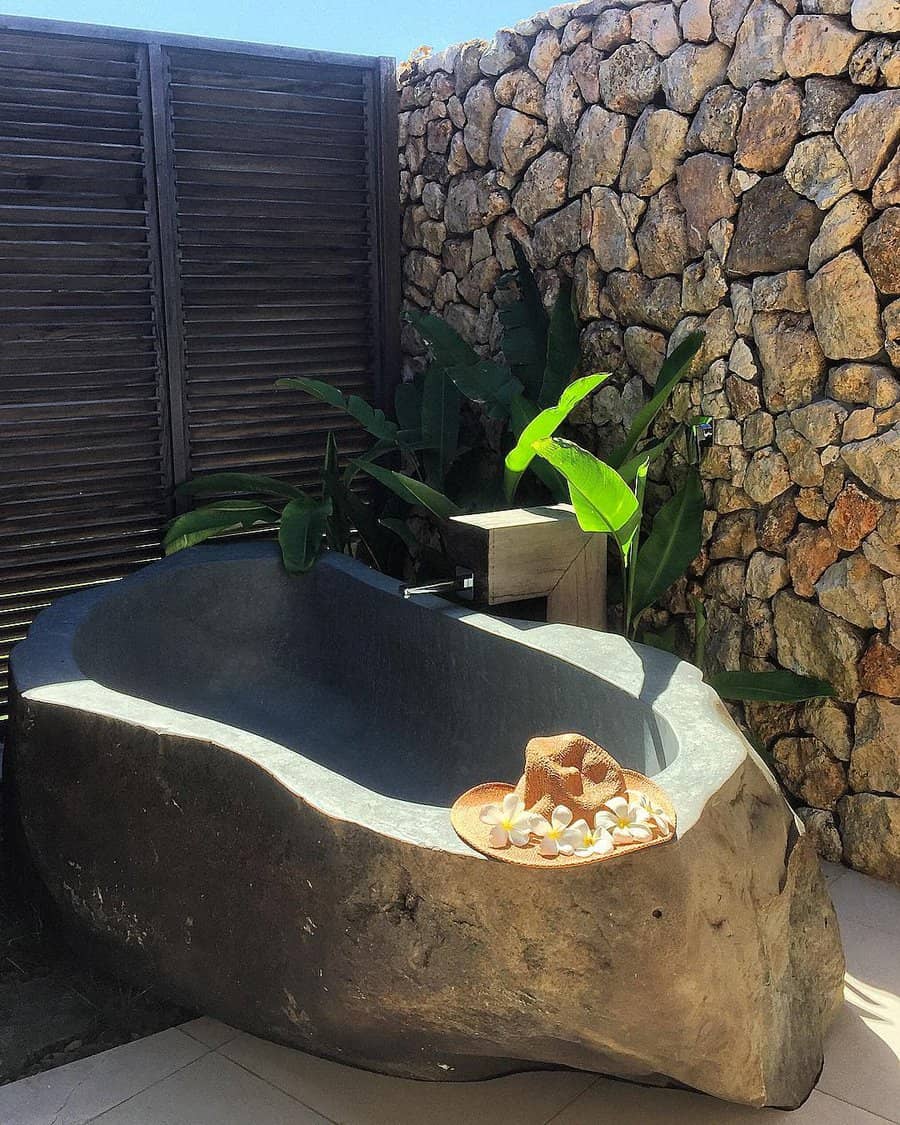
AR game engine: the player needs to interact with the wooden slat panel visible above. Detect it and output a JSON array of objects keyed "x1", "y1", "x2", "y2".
[
  {"x1": 160, "y1": 43, "x2": 385, "y2": 491},
  {"x1": 0, "y1": 27, "x2": 169, "y2": 724}
]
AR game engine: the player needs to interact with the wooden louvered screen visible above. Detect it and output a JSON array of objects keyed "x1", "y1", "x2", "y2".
[{"x1": 0, "y1": 17, "x2": 399, "y2": 727}]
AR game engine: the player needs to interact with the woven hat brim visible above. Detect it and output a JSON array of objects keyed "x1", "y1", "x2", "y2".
[{"x1": 450, "y1": 774, "x2": 676, "y2": 868}]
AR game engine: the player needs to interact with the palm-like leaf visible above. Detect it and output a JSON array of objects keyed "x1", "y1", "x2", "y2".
[
  {"x1": 279, "y1": 497, "x2": 332, "y2": 574},
  {"x1": 163, "y1": 500, "x2": 278, "y2": 554},
  {"x1": 630, "y1": 470, "x2": 704, "y2": 622},
  {"x1": 277, "y1": 376, "x2": 399, "y2": 442}
]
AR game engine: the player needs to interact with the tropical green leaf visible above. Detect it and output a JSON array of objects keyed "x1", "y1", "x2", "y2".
[
  {"x1": 278, "y1": 497, "x2": 332, "y2": 574},
  {"x1": 421, "y1": 366, "x2": 461, "y2": 485},
  {"x1": 163, "y1": 501, "x2": 278, "y2": 554},
  {"x1": 394, "y1": 378, "x2": 423, "y2": 434},
  {"x1": 708, "y1": 670, "x2": 834, "y2": 702},
  {"x1": 508, "y1": 395, "x2": 566, "y2": 500},
  {"x1": 408, "y1": 311, "x2": 480, "y2": 368},
  {"x1": 532, "y1": 437, "x2": 640, "y2": 552},
  {"x1": 624, "y1": 457, "x2": 650, "y2": 634},
  {"x1": 322, "y1": 433, "x2": 351, "y2": 552},
  {"x1": 617, "y1": 429, "x2": 681, "y2": 484},
  {"x1": 539, "y1": 280, "x2": 580, "y2": 408},
  {"x1": 608, "y1": 331, "x2": 704, "y2": 468},
  {"x1": 445, "y1": 359, "x2": 523, "y2": 419},
  {"x1": 692, "y1": 596, "x2": 708, "y2": 671},
  {"x1": 354, "y1": 460, "x2": 462, "y2": 519},
  {"x1": 498, "y1": 240, "x2": 547, "y2": 401},
  {"x1": 276, "y1": 376, "x2": 399, "y2": 442},
  {"x1": 504, "y1": 373, "x2": 611, "y2": 501},
  {"x1": 177, "y1": 472, "x2": 302, "y2": 500},
  {"x1": 630, "y1": 470, "x2": 704, "y2": 621}
]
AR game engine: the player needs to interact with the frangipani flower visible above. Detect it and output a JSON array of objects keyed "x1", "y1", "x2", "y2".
[
  {"x1": 569, "y1": 817, "x2": 615, "y2": 859},
  {"x1": 595, "y1": 795, "x2": 654, "y2": 846},
  {"x1": 627, "y1": 789, "x2": 673, "y2": 837},
  {"x1": 480, "y1": 793, "x2": 535, "y2": 848},
  {"x1": 531, "y1": 804, "x2": 583, "y2": 858}
]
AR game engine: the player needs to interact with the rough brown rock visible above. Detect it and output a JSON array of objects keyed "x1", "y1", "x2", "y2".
[
  {"x1": 773, "y1": 735, "x2": 848, "y2": 809},
  {"x1": 800, "y1": 77, "x2": 858, "y2": 135},
  {"x1": 787, "y1": 523, "x2": 840, "y2": 596},
  {"x1": 842, "y1": 427, "x2": 900, "y2": 499},
  {"x1": 545, "y1": 55, "x2": 584, "y2": 148},
  {"x1": 851, "y1": 0, "x2": 900, "y2": 32},
  {"x1": 635, "y1": 184, "x2": 691, "y2": 278},
  {"x1": 588, "y1": 187, "x2": 639, "y2": 272},
  {"x1": 828, "y1": 482, "x2": 884, "y2": 549},
  {"x1": 807, "y1": 192, "x2": 873, "y2": 273},
  {"x1": 783, "y1": 16, "x2": 866, "y2": 78},
  {"x1": 808, "y1": 251, "x2": 883, "y2": 360},
  {"x1": 513, "y1": 150, "x2": 570, "y2": 226},
  {"x1": 796, "y1": 808, "x2": 843, "y2": 863},
  {"x1": 494, "y1": 68, "x2": 546, "y2": 118},
  {"x1": 620, "y1": 107, "x2": 690, "y2": 197},
  {"x1": 727, "y1": 0, "x2": 790, "y2": 88},
  {"x1": 661, "y1": 41, "x2": 731, "y2": 112},
  {"x1": 873, "y1": 150, "x2": 900, "y2": 208},
  {"x1": 753, "y1": 312, "x2": 827, "y2": 410},
  {"x1": 677, "y1": 154, "x2": 739, "y2": 254},
  {"x1": 747, "y1": 550, "x2": 791, "y2": 596},
  {"x1": 569, "y1": 105, "x2": 625, "y2": 195},
  {"x1": 736, "y1": 81, "x2": 802, "y2": 173},
  {"x1": 489, "y1": 108, "x2": 547, "y2": 177},
  {"x1": 861, "y1": 207, "x2": 900, "y2": 296},
  {"x1": 687, "y1": 85, "x2": 744, "y2": 153},
  {"x1": 784, "y1": 136, "x2": 853, "y2": 210},
  {"x1": 774, "y1": 590, "x2": 865, "y2": 699},
  {"x1": 462, "y1": 81, "x2": 498, "y2": 166},
  {"x1": 858, "y1": 636, "x2": 900, "y2": 695},
  {"x1": 850, "y1": 696, "x2": 900, "y2": 794},
  {"x1": 816, "y1": 555, "x2": 888, "y2": 629},
  {"x1": 597, "y1": 43, "x2": 661, "y2": 115},
  {"x1": 533, "y1": 200, "x2": 582, "y2": 267},
  {"x1": 528, "y1": 27, "x2": 561, "y2": 83},
  {"x1": 834, "y1": 90, "x2": 900, "y2": 189},
  {"x1": 727, "y1": 176, "x2": 823, "y2": 275},
  {"x1": 839, "y1": 794, "x2": 900, "y2": 882},
  {"x1": 593, "y1": 9, "x2": 632, "y2": 51},
  {"x1": 681, "y1": 0, "x2": 715, "y2": 41}
]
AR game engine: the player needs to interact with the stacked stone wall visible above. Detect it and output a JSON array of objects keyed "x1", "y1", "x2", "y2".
[{"x1": 398, "y1": 0, "x2": 900, "y2": 882}]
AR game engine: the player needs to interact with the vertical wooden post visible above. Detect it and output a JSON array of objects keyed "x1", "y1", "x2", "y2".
[{"x1": 547, "y1": 535, "x2": 607, "y2": 630}]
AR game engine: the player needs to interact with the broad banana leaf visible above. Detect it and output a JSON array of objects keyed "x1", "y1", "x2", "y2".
[
  {"x1": 421, "y1": 366, "x2": 461, "y2": 485},
  {"x1": 278, "y1": 497, "x2": 333, "y2": 574},
  {"x1": 503, "y1": 373, "x2": 610, "y2": 501},
  {"x1": 163, "y1": 500, "x2": 278, "y2": 554},
  {"x1": 539, "y1": 280, "x2": 579, "y2": 408},
  {"x1": 532, "y1": 437, "x2": 640, "y2": 554},
  {"x1": 708, "y1": 670, "x2": 834, "y2": 702},
  {"x1": 608, "y1": 331, "x2": 704, "y2": 468},
  {"x1": 177, "y1": 472, "x2": 303, "y2": 500},
  {"x1": 630, "y1": 470, "x2": 704, "y2": 622},
  {"x1": 354, "y1": 460, "x2": 462, "y2": 519},
  {"x1": 276, "y1": 376, "x2": 399, "y2": 443}
]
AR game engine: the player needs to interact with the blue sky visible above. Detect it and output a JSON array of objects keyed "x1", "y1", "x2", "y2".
[{"x1": 1, "y1": 0, "x2": 528, "y2": 60}]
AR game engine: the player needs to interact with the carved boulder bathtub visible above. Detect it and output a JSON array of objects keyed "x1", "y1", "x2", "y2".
[{"x1": 9, "y1": 542, "x2": 844, "y2": 1107}]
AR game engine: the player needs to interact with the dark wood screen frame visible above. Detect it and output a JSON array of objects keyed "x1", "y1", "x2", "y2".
[{"x1": 0, "y1": 15, "x2": 400, "y2": 725}]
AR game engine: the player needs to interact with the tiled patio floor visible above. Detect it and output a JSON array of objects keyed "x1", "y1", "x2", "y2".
[{"x1": 1, "y1": 863, "x2": 896, "y2": 1125}]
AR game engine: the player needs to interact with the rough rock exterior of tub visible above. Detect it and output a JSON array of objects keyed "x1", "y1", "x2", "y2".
[
  {"x1": 8, "y1": 553, "x2": 844, "y2": 1109},
  {"x1": 398, "y1": 0, "x2": 900, "y2": 886}
]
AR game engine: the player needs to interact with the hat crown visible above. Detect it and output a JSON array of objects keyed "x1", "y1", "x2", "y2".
[{"x1": 515, "y1": 733, "x2": 625, "y2": 822}]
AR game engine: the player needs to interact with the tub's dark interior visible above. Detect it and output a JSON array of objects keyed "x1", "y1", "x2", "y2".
[{"x1": 72, "y1": 551, "x2": 677, "y2": 804}]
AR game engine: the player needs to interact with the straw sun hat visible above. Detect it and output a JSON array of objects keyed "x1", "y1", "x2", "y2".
[{"x1": 450, "y1": 733, "x2": 676, "y2": 867}]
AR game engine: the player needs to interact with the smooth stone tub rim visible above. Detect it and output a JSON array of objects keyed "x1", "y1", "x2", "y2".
[{"x1": 11, "y1": 542, "x2": 760, "y2": 858}]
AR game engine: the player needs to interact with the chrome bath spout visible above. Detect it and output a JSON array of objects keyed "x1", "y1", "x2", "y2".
[{"x1": 401, "y1": 569, "x2": 475, "y2": 601}]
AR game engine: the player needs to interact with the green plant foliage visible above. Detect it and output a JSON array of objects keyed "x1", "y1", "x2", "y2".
[
  {"x1": 354, "y1": 460, "x2": 462, "y2": 520},
  {"x1": 608, "y1": 332, "x2": 704, "y2": 469},
  {"x1": 421, "y1": 366, "x2": 461, "y2": 485},
  {"x1": 540, "y1": 280, "x2": 580, "y2": 407},
  {"x1": 278, "y1": 497, "x2": 333, "y2": 574},
  {"x1": 532, "y1": 437, "x2": 640, "y2": 552},
  {"x1": 445, "y1": 359, "x2": 523, "y2": 419},
  {"x1": 630, "y1": 470, "x2": 704, "y2": 625},
  {"x1": 276, "y1": 376, "x2": 399, "y2": 442},
  {"x1": 503, "y1": 373, "x2": 610, "y2": 502},
  {"x1": 177, "y1": 472, "x2": 303, "y2": 500},
  {"x1": 163, "y1": 500, "x2": 279, "y2": 554},
  {"x1": 498, "y1": 240, "x2": 548, "y2": 400},
  {"x1": 410, "y1": 311, "x2": 481, "y2": 368},
  {"x1": 708, "y1": 671, "x2": 834, "y2": 702}
]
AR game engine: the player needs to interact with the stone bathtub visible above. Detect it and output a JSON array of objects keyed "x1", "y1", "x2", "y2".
[{"x1": 9, "y1": 542, "x2": 844, "y2": 1108}]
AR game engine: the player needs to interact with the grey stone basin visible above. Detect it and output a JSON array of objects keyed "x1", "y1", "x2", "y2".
[{"x1": 9, "y1": 543, "x2": 844, "y2": 1107}]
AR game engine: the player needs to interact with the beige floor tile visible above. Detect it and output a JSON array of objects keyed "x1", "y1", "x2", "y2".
[
  {"x1": 220, "y1": 1033, "x2": 597, "y2": 1125},
  {"x1": 830, "y1": 870, "x2": 900, "y2": 938},
  {"x1": 91, "y1": 1052, "x2": 329, "y2": 1124},
  {"x1": 0, "y1": 1029, "x2": 205, "y2": 1125},
  {"x1": 548, "y1": 1077, "x2": 888, "y2": 1124},
  {"x1": 179, "y1": 1016, "x2": 240, "y2": 1050},
  {"x1": 817, "y1": 920, "x2": 900, "y2": 1123}
]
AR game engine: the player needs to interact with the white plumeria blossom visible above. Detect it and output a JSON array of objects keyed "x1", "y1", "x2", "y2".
[
  {"x1": 568, "y1": 817, "x2": 616, "y2": 859},
  {"x1": 530, "y1": 804, "x2": 584, "y2": 858},
  {"x1": 479, "y1": 792, "x2": 535, "y2": 848},
  {"x1": 595, "y1": 795, "x2": 654, "y2": 846},
  {"x1": 626, "y1": 789, "x2": 673, "y2": 837}
]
